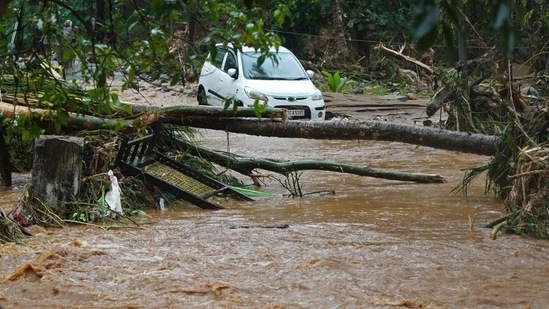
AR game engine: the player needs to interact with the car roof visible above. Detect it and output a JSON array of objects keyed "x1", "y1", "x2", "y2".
[{"x1": 216, "y1": 43, "x2": 291, "y2": 53}]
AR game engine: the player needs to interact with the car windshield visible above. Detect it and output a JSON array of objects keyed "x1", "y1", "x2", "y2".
[{"x1": 241, "y1": 51, "x2": 309, "y2": 80}]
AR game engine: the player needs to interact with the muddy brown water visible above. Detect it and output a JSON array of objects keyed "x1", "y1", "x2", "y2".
[{"x1": 1, "y1": 129, "x2": 548, "y2": 308}]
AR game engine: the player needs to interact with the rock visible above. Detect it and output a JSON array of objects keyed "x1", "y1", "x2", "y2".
[
  {"x1": 373, "y1": 115, "x2": 388, "y2": 121},
  {"x1": 159, "y1": 74, "x2": 170, "y2": 82},
  {"x1": 379, "y1": 94, "x2": 407, "y2": 101},
  {"x1": 406, "y1": 92, "x2": 418, "y2": 100},
  {"x1": 521, "y1": 86, "x2": 540, "y2": 97}
]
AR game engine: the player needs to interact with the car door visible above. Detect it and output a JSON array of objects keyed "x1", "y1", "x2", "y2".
[
  {"x1": 216, "y1": 48, "x2": 238, "y2": 106},
  {"x1": 200, "y1": 47, "x2": 227, "y2": 106}
]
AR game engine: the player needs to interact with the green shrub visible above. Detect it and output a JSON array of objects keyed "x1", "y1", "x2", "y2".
[{"x1": 322, "y1": 71, "x2": 348, "y2": 93}]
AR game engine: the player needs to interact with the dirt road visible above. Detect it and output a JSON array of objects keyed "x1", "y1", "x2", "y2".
[
  {"x1": 118, "y1": 81, "x2": 435, "y2": 124},
  {"x1": 323, "y1": 92, "x2": 432, "y2": 124}
]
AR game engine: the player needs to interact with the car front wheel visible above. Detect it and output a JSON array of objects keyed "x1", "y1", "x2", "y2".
[{"x1": 197, "y1": 87, "x2": 208, "y2": 105}]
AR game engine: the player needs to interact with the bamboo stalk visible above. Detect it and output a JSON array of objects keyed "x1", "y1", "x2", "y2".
[
  {"x1": 175, "y1": 138, "x2": 446, "y2": 183},
  {"x1": 483, "y1": 210, "x2": 519, "y2": 228}
]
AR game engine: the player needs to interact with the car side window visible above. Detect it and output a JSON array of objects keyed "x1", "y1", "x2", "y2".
[
  {"x1": 223, "y1": 52, "x2": 237, "y2": 73},
  {"x1": 211, "y1": 48, "x2": 227, "y2": 68}
]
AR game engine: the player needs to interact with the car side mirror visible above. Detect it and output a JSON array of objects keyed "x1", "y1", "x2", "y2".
[
  {"x1": 306, "y1": 70, "x2": 314, "y2": 79},
  {"x1": 228, "y1": 68, "x2": 237, "y2": 78}
]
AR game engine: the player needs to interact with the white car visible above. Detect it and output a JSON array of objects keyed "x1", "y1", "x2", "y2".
[{"x1": 197, "y1": 44, "x2": 326, "y2": 121}]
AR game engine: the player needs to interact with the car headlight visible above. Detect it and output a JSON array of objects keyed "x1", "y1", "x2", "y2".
[
  {"x1": 312, "y1": 89, "x2": 323, "y2": 101},
  {"x1": 244, "y1": 86, "x2": 268, "y2": 101}
]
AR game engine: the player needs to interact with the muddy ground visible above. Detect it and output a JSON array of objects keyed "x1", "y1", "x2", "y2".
[{"x1": 116, "y1": 80, "x2": 437, "y2": 125}]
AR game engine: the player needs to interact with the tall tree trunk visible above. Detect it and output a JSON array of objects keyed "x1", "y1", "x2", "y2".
[
  {"x1": 457, "y1": 0, "x2": 469, "y2": 98},
  {"x1": 0, "y1": 1, "x2": 11, "y2": 15},
  {"x1": 96, "y1": 0, "x2": 105, "y2": 33},
  {"x1": 331, "y1": 0, "x2": 348, "y2": 54},
  {"x1": 188, "y1": 9, "x2": 197, "y2": 43},
  {"x1": 453, "y1": 2, "x2": 477, "y2": 132},
  {"x1": 0, "y1": 129, "x2": 12, "y2": 187}
]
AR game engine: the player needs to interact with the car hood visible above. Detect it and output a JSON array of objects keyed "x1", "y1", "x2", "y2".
[{"x1": 244, "y1": 79, "x2": 318, "y2": 96}]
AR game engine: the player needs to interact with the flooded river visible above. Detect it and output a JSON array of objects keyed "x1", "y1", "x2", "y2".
[{"x1": 1, "y1": 129, "x2": 548, "y2": 308}]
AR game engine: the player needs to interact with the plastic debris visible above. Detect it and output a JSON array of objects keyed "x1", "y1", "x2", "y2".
[
  {"x1": 105, "y1": 170, "x2": 123, "y2": 216},
  {"x1": 159, "y1": 198, "x2": 166, "y2": 211}
]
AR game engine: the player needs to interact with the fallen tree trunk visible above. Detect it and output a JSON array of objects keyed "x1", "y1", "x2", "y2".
[
  {"x1": 127, "y1": 103, "x2": 287, "y2": 120},
  {"x1": 176, "y1": 117, "x2": 499, "y2": 156},
  {"x1": 1, "y1": 101, "x2": 498, "y2": 156},
  {"x1": 0, "y1": 102, "x2": 125, "y2": 130},
  {"x1": 128, "y1": 104, "x2": 288, "y2": 122},
  {"x1": 174, "y1": 139, "x2": 445, "y2": 183},
  {"x1": 0, "y1": 102, "x2": 287, "y2": 131}
]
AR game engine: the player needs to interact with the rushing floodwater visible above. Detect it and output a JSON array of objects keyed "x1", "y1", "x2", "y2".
[{"x1": 1, "y1": 129, "x2": 548, "y2": 308}]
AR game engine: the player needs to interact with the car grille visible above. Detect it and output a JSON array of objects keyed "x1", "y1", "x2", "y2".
[
  {"x1": 278, "y1": 105, "x2": 311, "y2": 120},
  {"x1": 273, "y1": 96, "x2": 308, "y2": 102}
]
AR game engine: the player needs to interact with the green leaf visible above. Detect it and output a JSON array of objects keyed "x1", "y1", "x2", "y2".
[
  {"x1": 257, "y1": 55, "x2": 266, "y2": 67},
  {"x1": 232, "y1": 100, "x2": 239, "y2": 114},
  {"x1": 440, "y1": 24, "x2": 457, "y2": 62},
  {"x1": 253, "y1": 99, "x2": 266, "y2": 119},
  {"x1": 500, "y1": 26, "x2": 515, "y2": 57},
  {"x1": 169, "y1": 74, "x2": 180, "y2": 86},
  {"x1": 128, "y1": 21, "x2": 139, "y2": 32},
  {"x1": 131, "y1": 210, "x2": 147, "y2": 217},
  {"x1": 416, "y1": 26, "x2": 438, "y2": 52},
  {"x1": 110, "y1": 92, "x2": 120, "y2": 105},
  {"x1": 274, "y1": 8, "x2": 286, "y2": 27},
  {"x1": 412, "y1": 1, "x2": 439, "y2": 40},
  {"x1": 494, "y1": 2, "x2": 512, "y2": 29}
]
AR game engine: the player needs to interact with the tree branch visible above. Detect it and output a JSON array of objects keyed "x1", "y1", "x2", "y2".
[{"x1": 374, "y1": 43, "x2": 434, "y2": 75}]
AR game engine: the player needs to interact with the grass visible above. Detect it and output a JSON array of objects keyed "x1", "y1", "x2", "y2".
[{"x1": 363, "y1": 86, "x2": 391, "y2": 96}]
